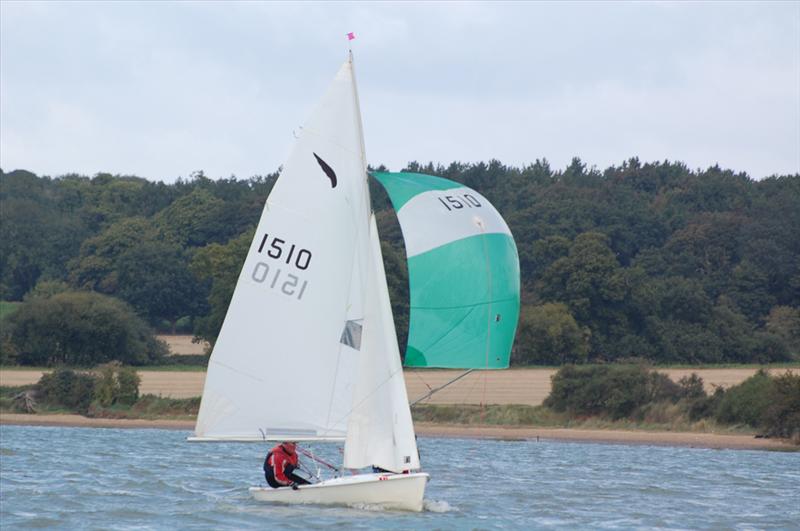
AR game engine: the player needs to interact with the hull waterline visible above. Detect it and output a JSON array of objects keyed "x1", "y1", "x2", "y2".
[{"x1": 249, "y1": 472, "x2": 429, "y2": 512}]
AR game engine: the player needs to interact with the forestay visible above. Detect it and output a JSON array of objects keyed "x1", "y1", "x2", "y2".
[{"x1": 372, "y1": 171, "x2": 520, "y2": 369}]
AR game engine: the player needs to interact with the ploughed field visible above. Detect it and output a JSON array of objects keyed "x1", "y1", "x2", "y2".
[{"x1": 1, "y1": 366, "x2": 796, "y2": 404}]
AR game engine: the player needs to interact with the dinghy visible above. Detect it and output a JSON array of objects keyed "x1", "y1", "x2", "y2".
[{"x1": 189, "y1": 51, "x2": 519, "y2": 512}]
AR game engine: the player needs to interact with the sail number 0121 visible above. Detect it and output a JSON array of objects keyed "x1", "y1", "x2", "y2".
[{"x1": 252, "y1": 262, "x2": 308, "y2": 300}]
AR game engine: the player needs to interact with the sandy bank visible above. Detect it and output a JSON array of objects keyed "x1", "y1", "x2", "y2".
[{"x1": 1, "y1": 413, "x2": 793, "y2": 451}]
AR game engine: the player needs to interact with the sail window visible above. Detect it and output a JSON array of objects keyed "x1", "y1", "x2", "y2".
[{"x1": 340, "y1": 320, "x2": 363, "y2": 350}]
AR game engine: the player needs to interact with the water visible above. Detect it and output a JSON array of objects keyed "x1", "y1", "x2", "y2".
[{"x1": 1, "y1": 425, "x2": 798, "y2": 529}]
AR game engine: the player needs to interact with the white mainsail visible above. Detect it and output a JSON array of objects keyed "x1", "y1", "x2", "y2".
[{"x1": 194, "y1": 58, "x2": 371, "y2": 442}]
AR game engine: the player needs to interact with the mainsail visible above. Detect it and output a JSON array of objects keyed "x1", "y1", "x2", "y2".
[
  {"x1": 372, "y1": 172, "x2": 520, "y2": 369},
  {"x1": 194, "y1": 59, "x2": 370, "y2": 442}
]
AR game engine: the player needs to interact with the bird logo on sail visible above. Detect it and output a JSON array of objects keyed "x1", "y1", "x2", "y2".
[{"x1": 313, "y1": 153, "x2": 337, "y2": 188}]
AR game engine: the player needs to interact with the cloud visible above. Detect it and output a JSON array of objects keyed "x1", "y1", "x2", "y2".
[{"x1": 1, "y1": 1, "x2": 798, "y2": 180}]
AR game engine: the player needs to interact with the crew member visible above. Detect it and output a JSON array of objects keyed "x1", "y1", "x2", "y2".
[{"x1": 263, "y1": 441, "x2": 311, "y2": 489}]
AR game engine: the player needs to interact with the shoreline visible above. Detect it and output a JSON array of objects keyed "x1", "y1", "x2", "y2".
[{"x1": 1, "y1": 413, "x2": 794, "y2": 451}]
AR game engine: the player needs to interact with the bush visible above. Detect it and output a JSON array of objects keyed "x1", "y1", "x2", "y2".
[
  {"x1": 93, "y1": 363, "x2": 141, "y2": 407},
  {"x1": 761, "y1": 371, "x2": 800, "y2": 440},
  {"x1": 715, "y1": 370, "x2": 774, "y2": 427},
  {"x1": 6, "y1": 291, "x2": 167, "y2": 366},
  {"x1": 544, "y1": 364, "x2": 680, "y2": 420},
  {"x1": 94, "y1": 364, "x2": 117, "y2": 407},
  {"x1": 160, "y1": 354, "x2": 209, "y2": 366},
  {"x1": 116, "y1": 366, "x2": 141, "y2": 405},
  {"x1": 36, "y1": 368, "x2": 96, "y2": 413},
  {"x1": 512, "y1": 303, "x2": 589, "y2": 365}
]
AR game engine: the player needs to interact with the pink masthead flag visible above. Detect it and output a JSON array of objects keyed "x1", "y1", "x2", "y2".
[{"x1": 347, "y1": 32, "x2": 355, "y2": 41}]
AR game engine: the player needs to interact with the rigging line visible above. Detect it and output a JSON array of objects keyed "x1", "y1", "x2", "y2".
[
  {"x1": 409, "y1": 369, "x2": 433, "y2": 393},
  {"x1": 210, "y1": 359, "x2": 265, "y2": 384},
  {"x1": 328, "y1": 365, "x2": 405, "y2": 430},
  {"x1": 462, "y1": 366, "x2": 485, "y2": 404},
  {"x1": 409, "y1": 369, "x2": 475, "y2": 406},
  {"x1": 479, "y1": 223, "x2": 493, "y2": 421},
  {"x1": 297, "y1": 446, "x2": 339, "y2": 472}
]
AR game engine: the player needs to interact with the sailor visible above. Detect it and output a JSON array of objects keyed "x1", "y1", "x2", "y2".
[{"x1": 263, "y1": 441, "x2": 311, "y2": 489}]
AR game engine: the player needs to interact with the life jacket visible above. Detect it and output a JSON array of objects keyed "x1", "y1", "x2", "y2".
[{"x1": 264, "y1": 443, "x2": 298, "y2": 486}]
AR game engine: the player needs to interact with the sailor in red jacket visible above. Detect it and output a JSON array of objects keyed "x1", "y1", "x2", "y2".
[{"x1": 263, "y1": 442, "x2": 311, "y2": 489}]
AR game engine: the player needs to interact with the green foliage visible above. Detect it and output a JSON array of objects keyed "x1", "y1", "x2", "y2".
[
  {"x1": 97, "y1": 394, "x2": 200, "y2": 419},
  {"x1": 23, "y1": 280, "x2": 71, "y2": 301},
  {"x1": 412, "y1": 403, "x2": 562, "y2": 426},
  {"x1": 544, "y1": 364, "x2": 680, "y2": 419},
  {"x1": 542, "y1": 365, "x2": 799, "y2": 441},
  {"x1": 36, "y1": 368, "x2": 97, "y2": 414},
  {"x1": 117, "y1": 366, "x2": 141, "y2": 405},
  {"x1": 762, "y1": 371, "x2": 800, "y2": 440},
  {"x1": 715, "y1": 370, "x2": 777, "y2": 428},
  {"x1": 5, "y1": 291, "x2": 167, "y2": 366},
  {"x1": 0, "y1": 301, "x2": 21, "y2": 319},
  {"x1": 513, "y1": 303, "x2": 588, "y2": 365},
  {"x1": 1, "y1": 163, "x2": 798, "y2": 365},
  {"x1": 153, "y1": 188, "x2": 226, "y2": 247},
  {"x1": 93, "y1": 363, "x2": 141, "y2": 407},
  {"x1": 766, "y1": 307, "x2": 800, "y2": 359},
  {"x1": 190, "y1": 229, "x2": 253, "y2": 343},
  {"x1": 94, "y1": 364, "x2": 117, "y2": 407}
]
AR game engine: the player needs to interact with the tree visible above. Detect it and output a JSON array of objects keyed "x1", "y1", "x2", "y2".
[
  {"x1": 69, "y1": 217, "x2": 159, "y2": 292},
  {"x1": 116, "y1": 241, "x2": 208, "y2": 329},
  {"x1": 6, "y1": 291, "x2": 167, "y2": 366},
  {"x1": 190, "y1": 230, "x2": 253, "y2": 343},
  {"x1": 153, "y1": 188, "x2": 227, "y2": 247},
  {"x1": 765, "y1": 306, "x2": 800, "y2": 359},
  {"x1": 513, "y1": 303, "x2": 588, "y2": 365}
]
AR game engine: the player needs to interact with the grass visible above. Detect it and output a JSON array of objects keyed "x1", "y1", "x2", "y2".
[
  {"x1": 0, "y1": 384, "x2": 769, "y2": 439},
  {"x1": 410, "y1": 403, "x2": 760, "y2": 436},
  {"x1": 1, "y1": 384, "x2": 200, "y2": 419},
  {"x1": 412, "y1": 403, "x2": 565, "y2": 426},
  {"x1": 88, "y1": 394, "x2": 200, "y2": 420}
]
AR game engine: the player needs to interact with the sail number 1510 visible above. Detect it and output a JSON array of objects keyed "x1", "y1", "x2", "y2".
[
  {"x1": 257, "y1": 233, "x2": 312, "y2": 270},
  {"x1": 438, "y1": 193, "x2": 482, "y2": 211}
]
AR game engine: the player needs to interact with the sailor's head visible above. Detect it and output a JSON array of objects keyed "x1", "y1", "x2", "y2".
[{"x1": 281, "y1": 441, "x2": 297, "y2": 453}]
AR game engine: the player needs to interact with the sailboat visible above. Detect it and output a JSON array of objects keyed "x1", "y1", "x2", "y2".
[{"x1": 190, "y1": 53, "x2": 519, "y2": 512}]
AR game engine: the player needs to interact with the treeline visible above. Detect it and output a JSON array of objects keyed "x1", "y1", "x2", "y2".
[{"x1": 1, "y1": 159, "x2": 799, "y2": 366}]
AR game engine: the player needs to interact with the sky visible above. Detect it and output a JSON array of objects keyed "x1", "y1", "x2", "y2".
[{"x1": 1, "y1": 1, "x2": 798, "y2": 182}]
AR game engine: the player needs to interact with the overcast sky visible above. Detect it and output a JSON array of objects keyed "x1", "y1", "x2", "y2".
[{"x1": 1, "y1": 1, "x2": 798, "y2": 182}]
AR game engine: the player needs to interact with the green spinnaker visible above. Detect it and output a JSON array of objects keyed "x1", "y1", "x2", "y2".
[{"x1": 372, "y1": 171, "x2": 520, "y2": 369}]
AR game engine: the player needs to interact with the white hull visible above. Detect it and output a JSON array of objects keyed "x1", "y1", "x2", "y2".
[{"x1": 249, "y1": 472, "x2": 429, "y2": 512}]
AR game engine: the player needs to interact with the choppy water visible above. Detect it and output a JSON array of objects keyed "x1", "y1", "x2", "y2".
[{"x1": 0, "y1": 425, "x2": 798, "y2": 529}]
